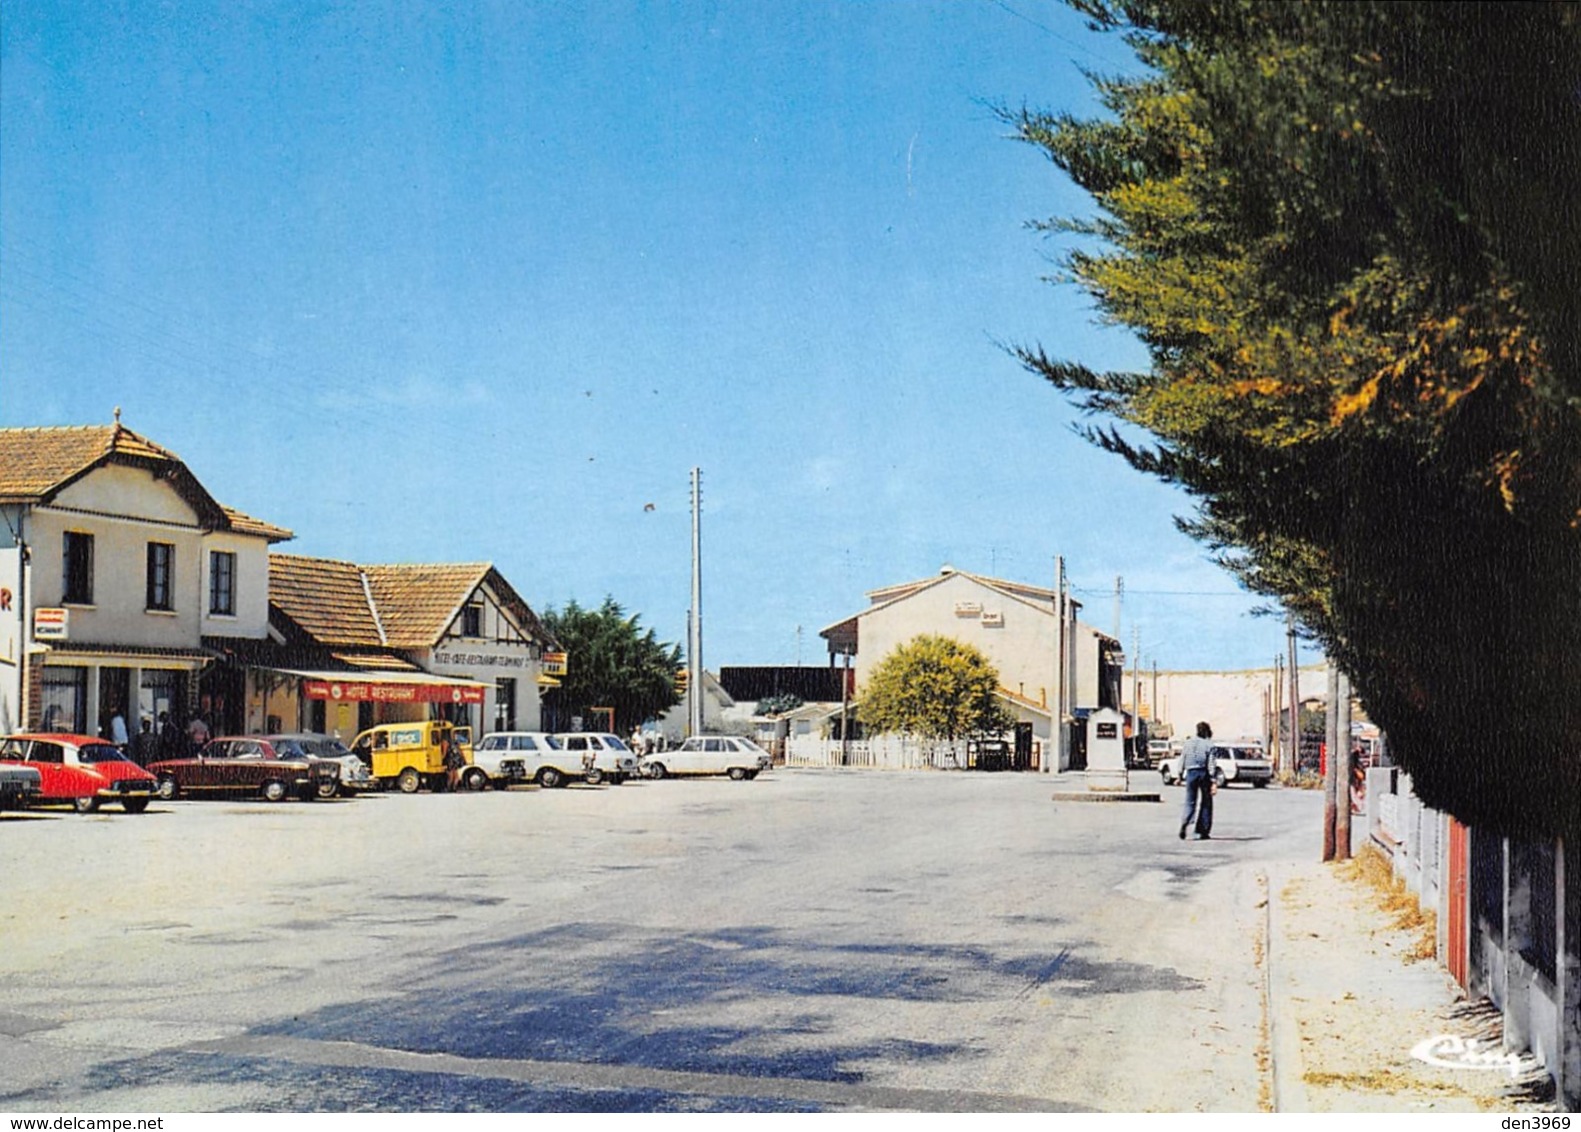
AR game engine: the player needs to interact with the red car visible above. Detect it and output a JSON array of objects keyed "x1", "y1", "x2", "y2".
[
  {"x1": 149, "y1": 736, "x2": 339, "y2": 803},
  {"x1": 0, "y1": 733, "x2": 156, "y2": 813}
]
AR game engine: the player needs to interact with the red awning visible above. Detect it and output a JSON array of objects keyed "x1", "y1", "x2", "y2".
[{"x1": 266, "y1": 668, "x2": 488, "y2": 705}]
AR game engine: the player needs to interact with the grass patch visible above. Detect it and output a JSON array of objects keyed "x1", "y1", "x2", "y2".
[
  {"x1": 1304, "y1": 1068, "x2": 1459, "y2": 1094},
  {"x1": 1340, "y1": 844, "x2": 1438, "y2": 961}
]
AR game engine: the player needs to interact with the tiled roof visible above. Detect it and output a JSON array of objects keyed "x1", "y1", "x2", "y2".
[
  {"x1": 221, "y1": 507, "x2": 294, "y2": 543},
  {"x1": 363, "y1": 563, "x2": 492, "y2": 649},
  {"x1": 268, "y1": 555, "x2": 385, "y2": 648},
  {"x1": 330, "y1": 651, "x2": 420, "y2": 672},
  {"x1": 270, "y1": 555, "x2": 552, "y2": 651},
  {"x1": 0, "y1": 424, "x2": 291, "y2": 542},
  {"x1": 0, "y1": 424, "x2": 182, "y2": 502}
]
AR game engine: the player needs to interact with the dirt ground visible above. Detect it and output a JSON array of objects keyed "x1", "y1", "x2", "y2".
[{"x1": 1274, "y1": 844, "x2": 1558, "y2": 1113}]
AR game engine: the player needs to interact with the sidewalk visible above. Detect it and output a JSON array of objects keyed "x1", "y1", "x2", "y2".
[{"x1": 1266, "y1": 845, "x2": 1555, "y2": 1112}]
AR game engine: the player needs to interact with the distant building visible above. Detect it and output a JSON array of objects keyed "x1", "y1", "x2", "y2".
[{"x1": 819, "y1": 566, "x2": 1122, "y2": 769}]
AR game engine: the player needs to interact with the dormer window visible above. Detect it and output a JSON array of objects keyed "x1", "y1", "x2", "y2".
[{"x1": 461, "y1": 604, "x2": 482, "y2": 637}]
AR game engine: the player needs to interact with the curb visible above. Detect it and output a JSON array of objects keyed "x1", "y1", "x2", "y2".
[{"x1": 1049, "y1": 791, "x2": 1163, "y2": 803}]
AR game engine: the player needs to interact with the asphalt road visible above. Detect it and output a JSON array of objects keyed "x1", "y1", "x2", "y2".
[{"x1": 0, "y1": 769, "x2": 1323, "y2": 1113}]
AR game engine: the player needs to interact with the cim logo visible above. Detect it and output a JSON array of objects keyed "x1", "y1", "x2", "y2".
[{"x1": 1410, "y1": 1034, "x2": 1540, "y2": 1079}]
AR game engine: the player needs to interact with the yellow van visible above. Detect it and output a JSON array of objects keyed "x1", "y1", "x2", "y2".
[{"x1": 350, "y1": 720, "x2": 479, "y2": 793}]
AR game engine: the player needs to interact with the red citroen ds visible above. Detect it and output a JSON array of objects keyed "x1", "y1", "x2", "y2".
[{"x1": 0, "y1": 733, "x2": 157, "y2": 813}]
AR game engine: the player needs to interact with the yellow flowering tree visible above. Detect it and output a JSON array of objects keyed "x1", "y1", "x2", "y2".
[{"x1": 860, "y1": 635, "x2": 1015, "y2": 748}]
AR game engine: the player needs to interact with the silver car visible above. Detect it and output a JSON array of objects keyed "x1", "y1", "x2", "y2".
[{"x1": 266, "y1": 733, "x2": 376, "y2": 796}]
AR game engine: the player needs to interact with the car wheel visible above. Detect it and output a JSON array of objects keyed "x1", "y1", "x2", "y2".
[
  {"x1": 1213, "y1": 768, "x2": 1227, "y2": 789},
  {"x1": 538, "y1": 766, "x2": 564, "y2": 789},
  {"x1": 73, "y1": 795, "x2": 101, "y2": 814},
  {"x1": 728, "y1": 767, "x2": 748, "y2": 781},
  {"x1": 316, "y1": 778, "x2": 340, "y2": 800},
  {"x1": 464, "y1": 768, "x2": 487, "y2": 792},
  {"x1": 396, "y1": 767, "x2": 422, "y2": 794},
  {"x1": 1160, "y1": 769, "x2": 1173, "y2": 787},
  {"x1": 262, "y1": 780, "x2": 289, "y2": 803},
  {"x1": 647, "y1": 762, "x2": 667, "y2": 781},
  {"x1": 156, "y1": 776, "x2": 179, "y2": 801},
  {"x1": 123, "y1": 797, "x2": 150, "y2": 814},
  {"x1": 584, "y1": 768, "x2": 603, "y2": 786}
]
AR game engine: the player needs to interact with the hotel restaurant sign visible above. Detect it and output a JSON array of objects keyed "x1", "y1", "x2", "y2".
[{"x1": 301, "y1": 679, "x2": 485, "y2": 705}]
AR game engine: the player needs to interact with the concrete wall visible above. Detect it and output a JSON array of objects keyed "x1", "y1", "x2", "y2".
[
  {"x1": 1146, "y1": 664, "x2": 1330, "y2": 745},
  {"x1": 1370, "y1": 773, "x2": 1577, "y2": 1110}
]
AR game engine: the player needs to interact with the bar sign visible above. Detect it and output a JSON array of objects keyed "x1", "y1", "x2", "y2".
[{"x1": 34, "y1": 607, "x2": 68, "y2": 640}]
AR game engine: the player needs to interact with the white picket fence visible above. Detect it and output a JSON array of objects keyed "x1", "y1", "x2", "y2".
[{"x1": 784, "y1": 734, "x2": 972, "y2": 770}]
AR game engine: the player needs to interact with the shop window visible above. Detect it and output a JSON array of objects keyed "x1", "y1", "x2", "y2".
[
  {"x1": 40, "y1": 666, "x2": 87, "y2": 733},
  {"x1": 209, "y1": 551, "x2": 236, "y2": 615},
  {"x1": 63, "y1": 532, "x2": 94, "y2": 604},
  {"x1": 138, "y1": 669, "x2": 183, "y2": 736},
  {"x1": 146, "y1": 542, "x2": 175, "y2": 611}
]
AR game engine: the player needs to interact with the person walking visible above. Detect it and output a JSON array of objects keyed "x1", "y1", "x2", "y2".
[{"x1": 1178, "y1": 720, "x2": 1218, "y2": 840}]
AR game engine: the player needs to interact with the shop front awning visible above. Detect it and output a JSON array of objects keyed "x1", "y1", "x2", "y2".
[
  {"x1": 39, "y1": 642, "x2": 214, "y2": 669},
  {"x1": 264, "y1": 667, "x2": 489, "y2": 705}
]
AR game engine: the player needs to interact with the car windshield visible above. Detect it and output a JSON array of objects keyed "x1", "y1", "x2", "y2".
[
  {"x1": 308, "y1": 738, "x2": 353, "y2": 757},
  {"x1": 76, "y1": 743, "x2": 132, "y2": 764}
]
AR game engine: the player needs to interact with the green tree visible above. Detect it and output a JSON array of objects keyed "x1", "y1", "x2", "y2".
[
  {"x1": 1008, "y1": 1, "x2": 1581, "y2": 835},
  {"x1": 540, "y1": 598, "x2": 681, "y2": 736},
  {"x1": 860, "y1": 635, "x2": 1015, "y2": 745}
]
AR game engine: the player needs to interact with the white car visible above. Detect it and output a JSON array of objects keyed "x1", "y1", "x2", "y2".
[
  {"x1": 474, "y1": 731, "x2": 591, "y2": 789},
  {"x1": 1160, "y1": 743, "x2": 1274, "y2": 788},
  {"x1": 640, "y1": 735, "x2": 772, "y2": 781},
  {"x1": 556, "y1": 732, "x2": 638, "y2": 785}
]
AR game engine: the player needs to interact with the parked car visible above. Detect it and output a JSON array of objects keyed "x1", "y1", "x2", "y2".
[
  {"x1": 149, "y1": 736, "x2": 339, "y2": 802},
  {"x1": 639, "y1": 735, "x2": 772, "y2": 781},
  {"x1": 349, "y1": 720, "x2": 483, "y2": 793},
  {"x1": 556, "y1": 732, "x2": 638, "y2": 784},
  {"x1": 0, "y1": 762, "x2": 41, "y2": 811},
  {"x1": 1159, "y1": 743, "x2": 1274, "y2": 788},
  {"x1": 264, "y1": 732, "x2": 376, "y2": 796},
  {"x1": 0, "y1": 733, "x2": 155, "y2": 813},
  {"x1": 472, "y1": 731, "x2": 587, "y2": 789}
]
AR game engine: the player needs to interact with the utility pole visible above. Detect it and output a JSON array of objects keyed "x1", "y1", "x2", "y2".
[
  {"x1": 1131, "y1": 626, "x2": 1141, "y2": 762},
  {"x1": 1272, "y1": 654, "x2": 1284, "y2": 771},
  {"x1": 1335, "y1": 669, "x2": 1353, "y2": 860},
  {"x1": 1052, "y1": 556, "x2": 1067, "y2": 773},
  {"x1": 1323, "y1": 660, "x2": 1340, "y2": 861},
  {"x1": 688, "y1": 467, "x2": 703, "y2": 737},
  {"x1": 1286, "y1": 614, "x2": 1300, "y2": 778}
]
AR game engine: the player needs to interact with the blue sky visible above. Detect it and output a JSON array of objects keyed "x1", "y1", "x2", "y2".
[{"x1": 1, "y1": 1, "x2": 1321, "y2": 673}]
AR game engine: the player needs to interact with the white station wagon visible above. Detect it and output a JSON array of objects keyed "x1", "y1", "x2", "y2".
[
  {"x1": 474, "y1": 731, "x2": 592, "y2": 789},
  {"x1": 640, "y1": 735, "x2": 772, "y2": 781}
]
